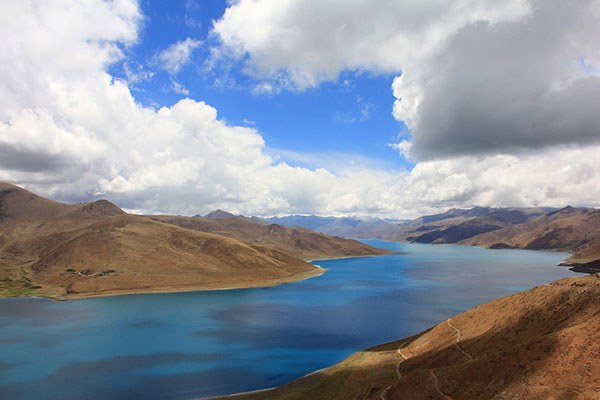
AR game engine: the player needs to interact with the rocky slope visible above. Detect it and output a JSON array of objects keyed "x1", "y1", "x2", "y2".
[{"x1": 212, "y1": 274, "x2": 600, "y2": 400}]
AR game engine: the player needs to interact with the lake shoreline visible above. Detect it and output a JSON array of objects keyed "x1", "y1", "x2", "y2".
[
  {"x1": 1, "y1": 241, "x2": 581, "y2": 400},
  {"x1": 0, "y1": 266, "x2": 326, "y2": 302},
  {"x1": 0, "y1": 253, "x2": 403, "y2": 301}
]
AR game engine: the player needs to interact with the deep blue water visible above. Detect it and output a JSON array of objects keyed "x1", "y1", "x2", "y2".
[{"x1": 0, "y1": 241, "x2": 579, "y2": 400}]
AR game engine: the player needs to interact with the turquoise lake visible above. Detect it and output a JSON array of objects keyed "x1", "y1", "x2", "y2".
[{"x1": 0, "y1": 240, "x2": 580, "y2": 399}]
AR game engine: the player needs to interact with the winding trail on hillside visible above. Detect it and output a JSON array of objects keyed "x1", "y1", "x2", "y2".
[
  {"x1": 380, "y1": 344, "x2": 411, "y2": 399},
  {"x1": 379, "y1": 387, "x2": 390, "y2": 400},
  {"x1": 429, "y1": 369, "x2": 454, "y2": 400},
  {"x1": 447, "y1": 318, "x2": 474, "y2": 361},
  {"x1": 380, "y1": 318, "x2": 473, "y2": 399}
]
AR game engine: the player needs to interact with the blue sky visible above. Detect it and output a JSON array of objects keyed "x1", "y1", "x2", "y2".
[
  {"x1": 110, "y1": 0, "x2": 411, "y2": 172},
  {"x1": 1, "y1": 0, "x2": 599, "y2": 217}
]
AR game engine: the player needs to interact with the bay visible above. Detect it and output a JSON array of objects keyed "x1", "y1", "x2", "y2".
[{"x1": 0, "y1": 241, "x2": 580, "y2": 399}]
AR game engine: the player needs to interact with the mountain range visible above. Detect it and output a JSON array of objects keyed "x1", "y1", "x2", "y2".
[
  {"x1": 3, "y1": 181, "x2": 600, "y2": 398},
  {"x1": 0, "y1": 182, "x2": 391, "y2": 299},
  {"x1": 257, "y1": 206, "x2": 600, "y2": 269}
]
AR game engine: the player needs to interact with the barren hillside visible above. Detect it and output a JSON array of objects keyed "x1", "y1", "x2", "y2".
[
  {"x1": 0, "y1": 183, "x2": 387, "y2": 299},
  {"x1": 148, "y1": 215, "x2": 393, "y2": 261}
]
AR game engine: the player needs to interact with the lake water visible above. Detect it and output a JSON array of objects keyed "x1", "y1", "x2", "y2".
[{"x1": 0, "y1": 241, "x2": 579, "y2": 400}]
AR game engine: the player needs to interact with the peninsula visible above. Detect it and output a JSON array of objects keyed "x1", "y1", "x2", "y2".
[{"x1": 0, "y1": 182, "x2": 392, "y2": 299}]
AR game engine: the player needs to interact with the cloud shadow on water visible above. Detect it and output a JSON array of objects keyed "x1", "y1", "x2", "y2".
[{"x1": 0, "y1": 352, "x2": 261, "y2": 400}]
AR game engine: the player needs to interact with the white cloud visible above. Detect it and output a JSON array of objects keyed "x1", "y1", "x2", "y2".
[
  {"x1": 389, "y1": 140, "x2": 412, "y2": 159},
  {"x1": 0, "y1": 0, "x2": 599, "y2": 220},
  {"x1": 123, "y1": 61, "x2": 154, "y2": 84},
  {"x1": 169, "y1": 78, "x2": 190, "y2": 95},
  {"x1": 0, "y1": 0, "x2": 403, "y2": 216},
  {"x1": 212, "y1": 0, "x2": 530, "y2": 89},
  {"x1": 213, "y1": 0, "x2": 600, "y2": 158},
  {"x1": 398, "y1": 146, "x2": 600, "y2": 214},
  {"x1": 251, "y1": 82, "x2": 276, "y2": 95},
  {"x1": 209, "y1": 0, "x2": 600, "y2": 215},
  {"x1": 155, "y1": 37, "x2": 202, "y2": 74}
]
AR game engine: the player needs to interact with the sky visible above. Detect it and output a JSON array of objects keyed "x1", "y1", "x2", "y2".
[{"x1": 1, "y1": 0, "x2": 599, "y2": 218}]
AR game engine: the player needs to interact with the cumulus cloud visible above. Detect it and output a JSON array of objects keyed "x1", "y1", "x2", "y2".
[
  {"x1": 1, "y1": 0, "x2": 599, "y2": 219},
  {"x1": 212, "y1": 0, "x2": 530, "y2": 88},
  {"x1": 155, "y1": 37, "x2": 202, "y2": 74},
  {"x1": 210, "y1": 0, "x2": 600, "y2": 214},
  {"x1": 399, "y1": 147, "x2": 600, "y2": 213},
  {"x1": 0, "y1": 0, "x2": 402, "y2": 216},
  {"x1": 393, "y1": 0, "x2": 600, "y2": 159},
  {"x1": 214, "y1": 0, "x2": 600, "y2": 158}
]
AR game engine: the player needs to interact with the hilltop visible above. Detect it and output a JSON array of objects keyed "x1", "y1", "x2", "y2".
[
  {"x1": 212, "y1": 273, "x2": 600, "y2": 400},
  {"x1": 0, "y1": 183, "x2": 390, "y2": 299},
  {"x1": 148, "y1": 215, "x2": 391, "y2": 262}
]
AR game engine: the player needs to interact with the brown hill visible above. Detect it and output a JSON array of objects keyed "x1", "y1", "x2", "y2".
[
  {"x1": 4, "y1": 214, "x2": 319, "y2": 299},
  {"x1": 0, "y1": 182, "x2": 126, "y2": 240},
  {"x1": 147, "y1": 215, "x2": 393, "y2": 261},
  {"x1": 1, "y1": 183, "x2": 391, "y2": 299},
  {"x1": 212, "y1": 273, "x2": 600, "y2": 400},
  {"x1": 385, "y1": 208, "x2": 549, "y2": 244},
  {"x1": 462, "y1": 207, "x2": 600, "y2": 264}
]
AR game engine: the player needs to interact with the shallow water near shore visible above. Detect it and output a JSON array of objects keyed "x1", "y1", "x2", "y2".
[{"x1": 0, "y1": 241, "x2": 579, "y2": 400}]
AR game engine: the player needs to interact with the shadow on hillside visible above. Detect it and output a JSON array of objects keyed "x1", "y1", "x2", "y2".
[{"x1": 212, "y1": 285, "x2": 595, "y2": 400}]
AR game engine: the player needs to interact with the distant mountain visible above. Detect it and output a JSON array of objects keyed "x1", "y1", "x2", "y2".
[
  {"x1": 264, "y1": 215, "x2": 338, "y2": 231},
  {"x1": 195, "y1": 209, "x2": 267, "y2": 225},
  {"x1": 462, "y1": 206, "x2": 600, "y2": 265},
  {"x1": 419, "y1": 206, "x2": 492, "y2": 223},
  {"x1": 203, "y1": 209, "x2": 236, "y2": 219},
  {"x1": 263, "y1": 208, "x2": 553, "y2": 244},
  {"x1": 264, "y1": 206, "x2": 600, "y2": 268},
  {"x1": 398, "y1": 207, "x2": 552, "y2": 244},
  {"x1": 263, "y1": 215, "x2": 406, "y2": 237},
  {"x1": 217, "y1": 273, "x2": 600, "y2": 400},
  {"x1": 148, "y1": 215, "x2": 394, "y2": 262}
]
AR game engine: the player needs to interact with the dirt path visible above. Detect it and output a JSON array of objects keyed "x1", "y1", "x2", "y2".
[
  {"x1": 380, "y1": 318, "x2": 471, "y2": 399},
  {"x1": 429, "y1": 369, "x2": 454, "y2": 400},
  {"x1": 379, "y1": 386, "x2": 390, "y2": 400},
  {"x1": 380, "y1": 345, "x2": 409, "y2": 399},
  {"x1": 447, "y1": 318, "x2": 474, "y2": 361}
]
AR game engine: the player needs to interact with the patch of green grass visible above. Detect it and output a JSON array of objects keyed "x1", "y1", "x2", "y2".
[
  {"x1": 0, "y1": 272, "x2": 43, "y2": 297},
  {"x1": 1, "y1": 288, "x2": 44, "y2": 297}
]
